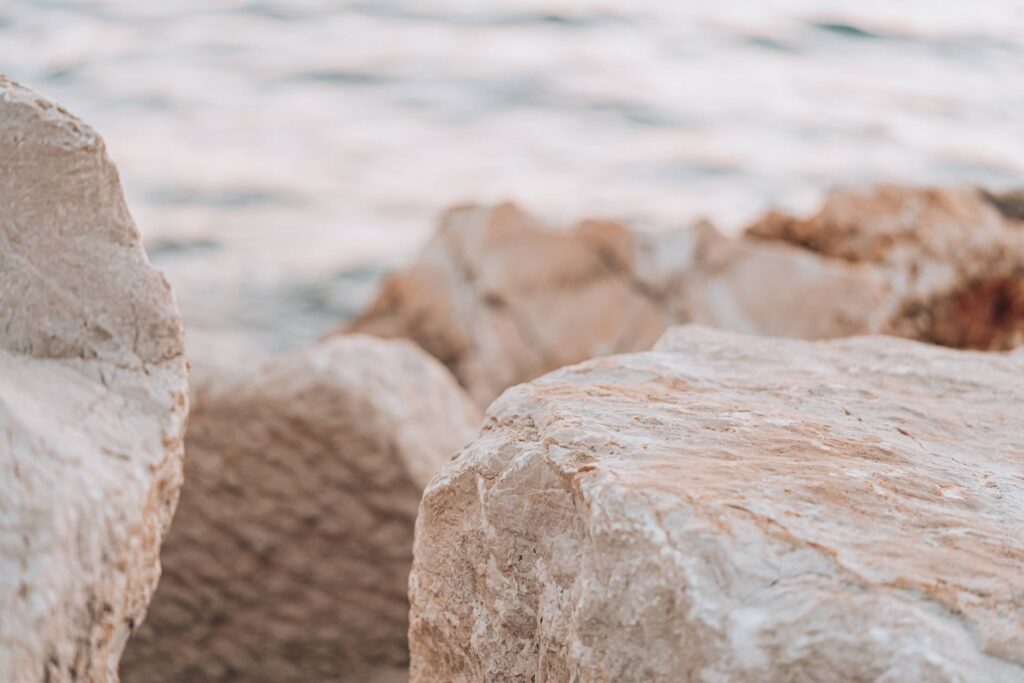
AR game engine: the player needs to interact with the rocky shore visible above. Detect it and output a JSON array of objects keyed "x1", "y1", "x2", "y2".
[{"x1": 2, "y1": 79, "x2": 1022, "y2": 682}]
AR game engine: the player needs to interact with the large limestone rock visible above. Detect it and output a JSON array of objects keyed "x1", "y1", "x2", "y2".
[
  {"x1": 409, "y1": 325, "x2": 1024, "y2": 682},
  {"x1": 121, "y1": 335, "x2": 481, "y2": 683},
  {"x1": 346, "y1": 203, "x2": 890, "y2": 405},
  {"x1": 0, "y1": 79, "x2": 189, "y2": 682},
  {"x1": 748, "y1": 185, "x2": 1024, "y2": 350}
]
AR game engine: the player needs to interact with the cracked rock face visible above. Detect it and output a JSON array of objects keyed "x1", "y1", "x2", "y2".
[
  {"x1": 748, "y1": 185, "x2": 1024, "y2": 350},
  {"x1": 409, "y1": 325, "x2": 1024, "y2": 683},
  {"x1": 121, "y1": 335, "x2": 481, "y2": 683},
  {"x1": 0, "y1": 79, "x2": 189, "y2": 682},
  {"x1": 346, "y1": 203, "x2": 889, "y2": 406}
]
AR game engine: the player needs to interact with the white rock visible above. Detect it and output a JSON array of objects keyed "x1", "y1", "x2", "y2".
[
  {"x1": 0, "y1": 78, "x2": 188, "y2": 683},
  {"x1": 409, "y1": 325, "x2": 1024, "y2": 682},
  {"x1": 347, "y1": 203, "x2": 890, "y2": 406}
]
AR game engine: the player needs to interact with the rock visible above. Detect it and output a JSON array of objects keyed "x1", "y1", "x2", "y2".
[
  {"x1": 651, "y1": 220, "x2": 892, "y2": 341},
  {"x1": 748, "y1": 185, "x2": 1024, "y2": 350},
  {"x1": 350, "y1": 189, "x2": 1024, "y2": 408},
  {"x1": 346, "y1": 203, "x2": 890, "y2": 406},
  {"x1": 121, "y1": 335, "x2": 481, "y2": 683},
  {"x1": 0, "y1": 79, "x2": 189, "y2": 682},
  {"x1": 409, "y1": 325, "x2": 1024, "y2": 682}
]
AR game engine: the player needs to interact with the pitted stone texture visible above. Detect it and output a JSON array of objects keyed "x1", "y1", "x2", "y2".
[
  {"x1": 346, "y1": 203, "x2": 889, "y2": 406},
  {"x1": 121, "y1": 335, "x2": 481, "y2": 683},
  {"x1": 409, "y1": 325, "x2": 1024, "y2": 683},
  {"x1": 0, "y1": 78, "x2": 188, "y2": 683},
  {"x1": 748, "y1": 185, "x2": 1024, "y2": 350}
]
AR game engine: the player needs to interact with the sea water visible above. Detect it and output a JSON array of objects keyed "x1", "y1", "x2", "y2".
[{"x1": 3, "y1": 0, "x2": 1023, "y2": 362}]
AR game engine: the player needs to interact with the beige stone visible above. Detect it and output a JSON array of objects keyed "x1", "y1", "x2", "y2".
[
  {"x1": 346, "y1": 203, "x2": 890, "y2": 406},
  {"x1": 409, "y1": 325, "x2": 1024, "y2": 682},
  {"x1": 748, "y1": 184, "x2": 1024, "y2": 350},
  {"x1": 0, "y1": 78, "x2": 189, "y2": 682},
  {"x1": 121, "y1": 335, "x2": 481, "y2": 683}
]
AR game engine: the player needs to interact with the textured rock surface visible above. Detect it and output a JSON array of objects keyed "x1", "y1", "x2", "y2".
[
  {"x1": 409, "y1": 325, "x2": 1024, "y2": 683},
  {"x1": 346, "y1": 203, "x2": 890, "y2": 405},
  {"x1": 0, "y1": 79, "x2": 189, "y2": 682},
  {"x1": 121, "y1": 335, "x2": 481, "y2": 683},
  {"x1": 748, "y1": 185, "x2": 1024, "y2": 350}
]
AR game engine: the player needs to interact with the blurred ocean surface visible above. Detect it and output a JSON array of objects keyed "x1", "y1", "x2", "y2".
[{"x1": 3, "y1": 0, "x2": 1024, "y2": 367}]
